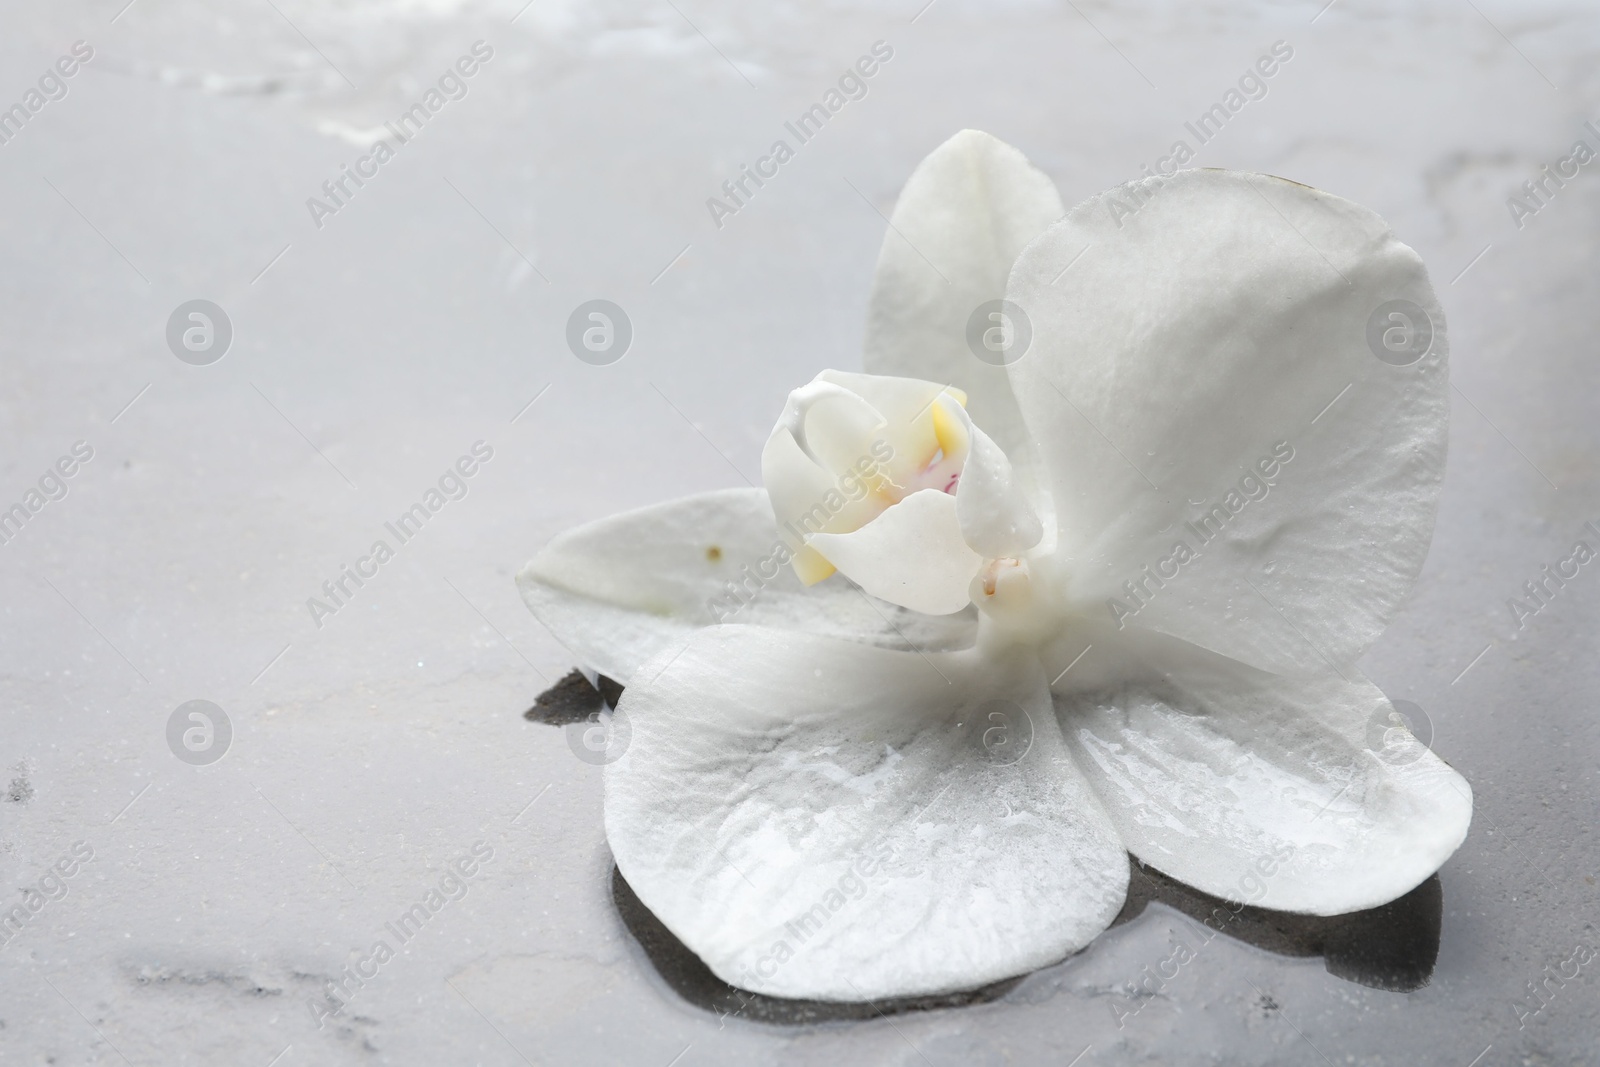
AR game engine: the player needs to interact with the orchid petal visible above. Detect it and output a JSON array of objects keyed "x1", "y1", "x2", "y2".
[
  {"x1": 605, "y1": 627, "x2": 1128, "y2": 1001},
  {"x1": 808, "y1": 370, "x2": 972, "y2": 496},
  {"x1": 1052, "y1": 628, "x2": 1472, "y2": 916},
  {"x1": 862, "y1": 130, "x2": 1064, "y2": 480},
  {"x1": 516, "y1": 489, "x2": 975, "y2": 682},
  {"x1": 809, "y1": 489, "x2": 982, "y2": 615},
  {"x1": 1008, "y1": 169, "x2": 1448, "y2": 676},
  {"x1": 756, "y1": 426, "x2": 847, "y2": 584},
  {"x1": 938, "y1": 394, "x2": 1043, "y2": 559},
  {"x1": 761, "y1": 387, "x2": 886, "y2": 586},
  {"x1": 776, "y1": 378, "x2": 888, "y2": 484},
  {"x1": 814, "y1": 369, "x2": 953, "y2": 462}
]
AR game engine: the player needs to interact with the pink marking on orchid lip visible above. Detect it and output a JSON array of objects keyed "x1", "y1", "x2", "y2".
[{"x1": 943, "y1": 472, "x2": 960, "y2": 493}]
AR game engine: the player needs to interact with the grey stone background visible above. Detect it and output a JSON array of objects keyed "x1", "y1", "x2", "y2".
[{"x1": 0, "y1": 0, "x2": 1595, "y2": 1063}]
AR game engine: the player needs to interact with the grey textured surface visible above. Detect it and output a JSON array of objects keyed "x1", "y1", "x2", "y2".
[{"x1": 1, "y1": 0, "x2": 1596, "y2": 1064}]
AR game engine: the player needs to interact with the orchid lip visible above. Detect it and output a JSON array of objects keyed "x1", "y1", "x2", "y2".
[{"x1": 761, "y1": 370, "x2": 1039, "y2": 614}]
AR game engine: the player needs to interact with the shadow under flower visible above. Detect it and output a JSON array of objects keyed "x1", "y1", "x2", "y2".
[
  {"x1": 524, "y1": 669, "x2": 624, "y2": 725},
  {"x1": 1113, "y1": 860, "x2": 1442, "y2": 993},
  {"x1": 527, "y1": 672, "x2": 1443, "y2": 1022}
]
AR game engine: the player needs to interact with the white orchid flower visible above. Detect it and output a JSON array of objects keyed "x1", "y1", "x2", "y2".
[{"x1": 518, "y1": 130, "x2": 1472, "y2": 1003}]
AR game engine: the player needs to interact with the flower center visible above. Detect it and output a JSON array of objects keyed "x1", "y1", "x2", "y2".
[
  {"x1": 970, "y1": 554, "x2": 1066, "y2": 650},
  {"x1": 763, "y1": 370, "x2": 1042, "y2": 617},
  {"x1": 897, "y1": 392, "x2": 970, "y2": 497}
]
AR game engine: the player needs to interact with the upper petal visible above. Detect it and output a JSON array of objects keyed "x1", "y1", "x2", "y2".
[
  {"x1": 863, "y1": 130, "x2": 1064, "y2": 482},
  {"x1": 1007, "y1": 169, "x2": 1448, "y2": 675},
  {"x1": 1050, "y1": 626, "x2": 1472, "y2": 916},
  {"x1": 517, "y1": 488, "x2": 975, "y2": 682},
  {"x1": 605, "y1": 626, "x2": 1128, "y2": 1001}
]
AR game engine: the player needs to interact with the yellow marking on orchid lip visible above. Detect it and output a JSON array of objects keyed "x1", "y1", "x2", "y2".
[
  {"x1": 791, "y1": 544, "x2": 837, "y2": 585},
  {"x1": 930, "y1": 396, "x2": 970, "y2": 462},
  {"x1": 944, "y1": 387, "x2": 968, "y2": 407}
]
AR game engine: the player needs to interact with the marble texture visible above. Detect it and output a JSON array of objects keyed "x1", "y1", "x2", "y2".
[{"x1": 1, "y1": 0, "x2": 1596, "y2": 1063}]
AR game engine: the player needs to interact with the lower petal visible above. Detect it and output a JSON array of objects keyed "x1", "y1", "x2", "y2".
[
  {"x1": 1052, "y1": 630, "x2": 1472, "y2": 916},
  {"x1": 605, "y1": 627, "x2": 1128, "y2": 1001}
]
